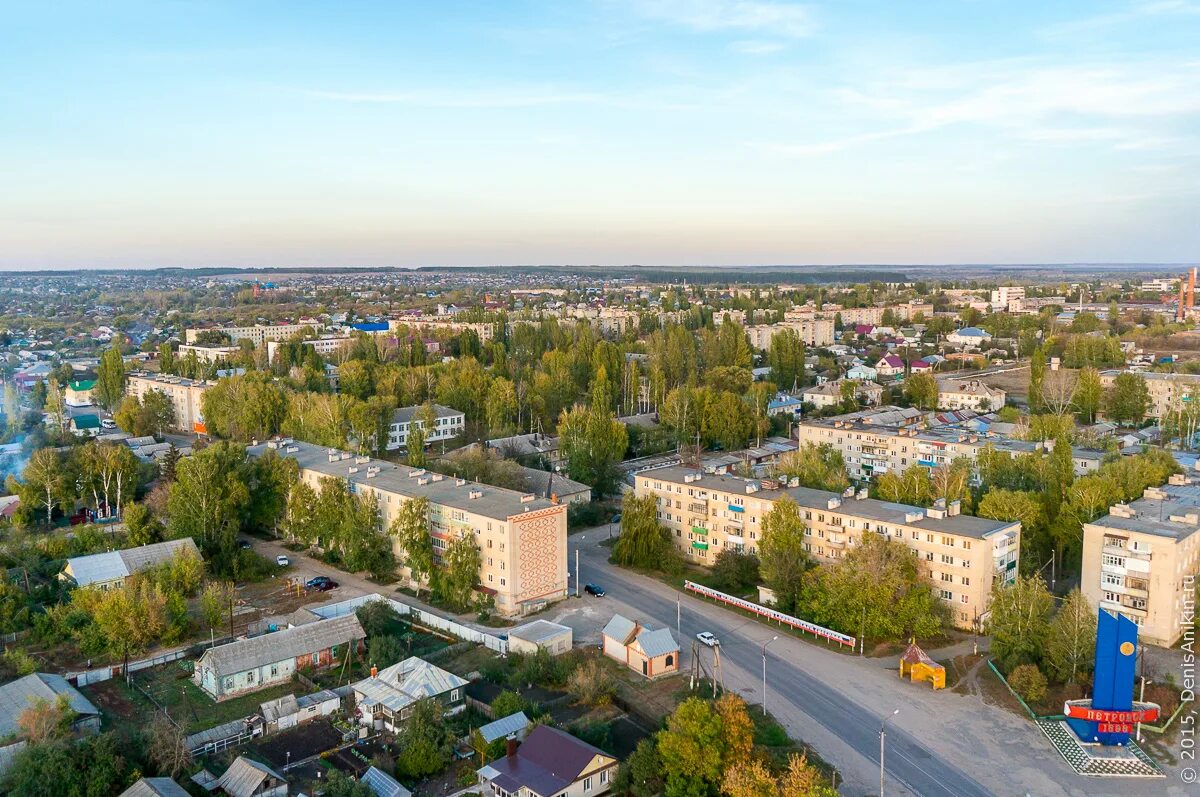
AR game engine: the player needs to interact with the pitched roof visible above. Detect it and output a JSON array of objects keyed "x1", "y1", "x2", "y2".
[
  {"x1": 634, "y1": 627, "x2": 679, "y2": 659},
  {"x1": 63, "y1": 538, "x2": 200, "y2": 587},
  {"x1": 362, "y1": 766, "x2": 412, "y2": 797},
  {"x1": 67, "y1": 379, "x2": 96, "y2": 392},
  {"x1": 601, "y1": 614, "x2": 637, "y2": 645},
  {"x1": 120, "y1": 778, "x2": 191, "y2": 797},
  {"x1": 483, "y1": 725, "x2": 613, "y2": 797},
  {"x1": 478, "y1": 711, "x2": 531, "y2": 744},
  {"x1": 351, "y1": 656, "x2": 468, "y2": 714},
  {"x1": 215, "y1": 756, "x2": 287, "y2": 797},
  {"x1": 199, "y1": 614, "x2": 365, "y2": 677},
  {"x1": 0, "y1": 673, "x2": 100, "y2": 737},
  {"x1": 259, "y1": 694, "x2": 300, "y2": 723},
  {"x1": 72, "y1": 414, "x2": 101, "y2": 430}
]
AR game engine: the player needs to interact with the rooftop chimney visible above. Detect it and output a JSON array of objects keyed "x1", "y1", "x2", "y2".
[{"x1": 506, "y1": 736, "x2": 519, "y2": 758}]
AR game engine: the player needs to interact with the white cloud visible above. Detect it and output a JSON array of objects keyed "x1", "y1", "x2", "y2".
[
  {"x1": 630, "y1": 0, "x2": 813, "y2": 38},
  {"x1": 764, "y1": 58, "x2": 1200, "y2": 156},
  {"x1": 729, "y1": 39, "x2": 787, "y2": 54}
]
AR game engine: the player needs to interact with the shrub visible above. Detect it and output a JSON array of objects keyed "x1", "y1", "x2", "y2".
[
  {"x1": 566, "y1": 659, "x2": 616, "y2": 706},
  {"x1": 1008, "y1": 664, "x2": 1048, "y2": 704}
]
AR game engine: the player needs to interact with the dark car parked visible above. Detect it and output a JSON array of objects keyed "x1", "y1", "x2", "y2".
[{"x1": 584, "y1": 583, "x2": 606, "y2": 597}]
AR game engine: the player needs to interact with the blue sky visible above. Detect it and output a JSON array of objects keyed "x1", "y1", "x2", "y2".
[{"x1": 2, "y1": 1, "x2": 1198, "y2": 269}]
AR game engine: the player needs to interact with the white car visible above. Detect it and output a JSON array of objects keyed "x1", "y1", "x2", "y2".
[
  {"x1": 100, "y1": 419, "x2": 116, "y2": 429},
  {"x1": 696, "y1": 631, "x2": 720, "y2": 647},
  {"x1": 276, "y1": 555, "x2": 290, "y2": 567}
]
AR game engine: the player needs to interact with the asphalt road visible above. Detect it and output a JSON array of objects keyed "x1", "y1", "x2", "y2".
[{"x1": 564, "y1": 535, "x2": 992, "y2": 797}]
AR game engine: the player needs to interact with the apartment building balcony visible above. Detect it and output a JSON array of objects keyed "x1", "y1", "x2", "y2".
[
  {"x1": 1101, "y1": 562, "x2": 1127, "y2": 577},
  {"x1": 688, "y1": 502, "x2": 707, "y2": 514},
  {"x1": 1104, "y1": 543, "x2": 1150, "y2": 561},
  {"x1": 827, "y1": 534, "x2": 846, "y2": 548},
  {"x1": 725, "y1": 533, "x2": 745, "y2": 546},
  {"x1": 1101, "y1": 599, "x2": 1147, "y2": 618}
]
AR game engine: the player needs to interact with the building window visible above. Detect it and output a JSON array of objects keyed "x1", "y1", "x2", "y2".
[
  {"x1": 451, "y1": 689, "x2": 460, "y2": 701},
  {"x1": 584, "y1": 777, "x2": 593, "y2": 792},
  {"x1": 939, "y1": 589, "x2": 953, "y2": 600}
]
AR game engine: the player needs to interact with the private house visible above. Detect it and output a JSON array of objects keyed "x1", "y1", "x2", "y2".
[
  {"x1": 59, "y1": 538, "x2": 201, "y2": 591},
  {"x1": 0, "y1": 673, "x2": 101, "y2": 773},
  {"x1": 120, "y1": 779, "x2": 191, "y2": 797},
  {"x1": 767, "y1": 394, "x2": 805, "y2": 420},
  {"x1": 64, "y1": 379, "x2": 96, "y2": 407},
  {"x1": 506, "y1": 620, "x2": 573, "y2": 656},
  {"x1": 70, "y1": 413, "x2": 102, "y2": 438},
  {"x1": 386, "y1": 403, "x2": 466, "y2": 450},
  {"x1": 874, "y1": 354, "x2": 905, "y2": 378},
  {"x1": 910, "y1": 359, "x2": 934, "y2": 374},
  {"x1": 946, "y1": 327, "x2": 992, "y2": 349},
  {"x1": 194, "y1": 614, "x2": 366, "y2": 700},
  {"x1": 214, "y1": 755, "x2": 288, "y2": 797},
  {"x1": 352, "y1": 656, "x2": 468, "y2": 732},
  {"x1": 520, "y1": 468, "x2": 592, "y2": 505},
  {"x1": 478, "y1": 725, "x2": 618, "y2": 797},
  {"x1": 601, "y1": 614, "x2": 679, "y2": 679},
  {"x1": 800, "y1": 379, "x2": 883, "y2": 410},
  {"x1": 937, "y1": 379, "x2": 1007, "y2": 412},
  {"x1": 846, "y1": 363, "x2": 877, "y2": 381}
]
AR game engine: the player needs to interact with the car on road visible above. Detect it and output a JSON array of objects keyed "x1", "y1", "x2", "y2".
[
  {"x1": 696, "y1": 631, "x2": 720, "y2": 647},
  {"x1": 306, "y1": 576, "x2": 338, "y2": 591},
  {"x1": 100, "y1": 419, "x2": 116, "y2": 429},
  {"x1": 584, "y1": 583, "x2": 606, "y2": 597},
  {"x1": 238, "y1": 539, "x2": 252, "y2": 550},
  {"x1": 275, "y1": 555, "x2": 290, "y2": 567}
]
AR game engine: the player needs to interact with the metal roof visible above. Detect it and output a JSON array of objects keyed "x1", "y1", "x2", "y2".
[
  {"x1": 362, "y1": 766, "x2": 412, "y2": 797},
  {"x1": 635, "y1": 627, "x2": 679, "y2": 659},
  {"x1": 478, "y1": 711, "x2": 531, "y2": 744},
  {"x1": 249, "y1": 440, "x2": 559, "y2": 522},
  {"x1": 259, "y1": 694, "x2": 300, "y2": 723},
  {"x1": 601, "y1": 615, "x2": 637, "y2": 645},
  {"x1": 198, "y1": 614, "x2": 365, "y2": 677},
  {"x1": 352, "y1": 656, "x2": 467, "y2": 714},
  {"x1": 63, "y1": 538, "x2": 200, "y2": 587},
  {"x1": 0, "y1": 673, "x2": 100, "y2": 737},
  {"x1": 508, "y1": 620, "x2": 571, "y2": 646},
  {"x1": 119, "y1": 778, "x2": 191, "y2": 797},
  {"x1": 391, "y1": 403, "x2": 464, "y2": 424},
  {"x1": 482, "y1": 725, "x2": 613, "y2": 797},
  {"x1": 214, "y1": 756, "x2": 287, "y2": 797}
]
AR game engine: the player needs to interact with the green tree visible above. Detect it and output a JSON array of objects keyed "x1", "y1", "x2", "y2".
[
  {"x1": 612, "y1": 494, "x2": 675, "y2": 571},
  {"x1": 395, "y1": 698, "x2": 453, "y2": 778},
  {"x1": 19, "y1": 449, "x2": 69, "y2": 526},
  {"x1": 95, "y1": 347, "x2": 126, "y2": 411},
  {"x1": 166, "y1": 441, "x2": 251, "y2": 566},
  {"x1": 3, "y1": 733, "x2": 133, "y2": 797},
  {"x1": 323, "y1": 771, "x2": 375, "y2": 797},
  {"x1": 657, "y1": 697, "x2": 727, "y2": 797},
  {"x1": 758, "y1": 496, "x2": 810, "y2": 613},
  {"x1": 43, "y1": 377, "x2": 69, "y2": 435},
  {"x1": 1008, "y1": 664, "x2": 1048, "y2": 704},
  {"x1": 767, "y1": 328, "x2": 806, "y2": 390},
  {"x1": 124, "y1": 502, "x2": 165, "y2": 546},
  {"x1": 903, "y1": 372, "x2": 939, "y2": 410},
  {"x1": 438, "y1": 532, "x2": 481, "y2": 611},
  {"x1": 802, "y1": 533, "x2": 946, "y2": 643},
  {"x1": 1044, "y1": 588, "x2": 1097, "y2": 684},
  {"x1": 615, "y1": 738, "x2": 664, "y2": 797},
  {"x1": 1028, "y1": 345, "x2": 1046, "y2": 413},
  {"x1": 1105, "y1": 372, "x2": 1149, "y2": 426},
  {"x1": 390, "y1": 497, "x2": 435, "y2": 597},
  {"x1": 771, "y1": 444, "x2": 849, "y2": 492},
  {"x1": 558, "y1": 368, "x2": 628, "y2": 498},
  {"x1": 1072, "y1": 366, "x2": 1102, "y2": 424},
  {"x1": 987, "y1": 575, "x2": 1054, "y2": 672},
  {"x1": 486, "y1": 377, "x2": 519, "y2": 436},
  {"x1": 873, "y1": 464, "x2": 932, "y2": 506}
]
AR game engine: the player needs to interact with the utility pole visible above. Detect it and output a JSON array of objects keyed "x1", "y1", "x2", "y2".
[
  {"x1": 575, "y1": 549, "x2": 580, "y2": 597},
  {"x1": 880, "y1": 709, "x2": 899, "y2": 797},
  {"x1": 761, "y1": 636, "x2": 779, "y2": 714}
]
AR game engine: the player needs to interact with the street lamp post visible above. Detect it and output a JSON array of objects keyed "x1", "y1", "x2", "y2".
[
  {"x1": 761, "y1": 636, "x2": 779, "y2": 714},
  {"x1": 880, "y1": 709, "x2": 899, "y2": 797}
]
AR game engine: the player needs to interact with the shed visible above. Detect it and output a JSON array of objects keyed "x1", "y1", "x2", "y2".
[
  {"x1": 214, "y1": 755, "x2": 288, "y2": 797},
  {"x1": 120, "y1": 778, "x2": 192, "y2": 797},
  {"x1": 506, "y1": 620, "x2": 572, "y2": 656},
  {"x1": 362, "y1": 765, "x2": 412, "y2": 797},
  {"x1": 601, "y1": 614, "x2": 679, "y2": 679}
]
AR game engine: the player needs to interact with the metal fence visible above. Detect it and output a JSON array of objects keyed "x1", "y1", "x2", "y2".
[{"x1": 312, "y1": 593, "x2": 508, "y2": 653}]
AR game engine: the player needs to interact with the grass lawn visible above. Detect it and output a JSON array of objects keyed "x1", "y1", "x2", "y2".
[
  {"x1": 128, "y1": 663, "x2": 301, "y2": 732},
  {"x1": 440, "y1": 645, "x2": 499, "y2": 678}
]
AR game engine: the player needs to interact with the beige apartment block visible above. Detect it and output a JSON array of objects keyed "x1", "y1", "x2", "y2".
[
  {"x1": 634, "y1": 467, "x2": 1020, "y2": 629},
  {"x1": 936, "y1": 378, "x2": 1007, "y2": 411},
  {"x1": 796, "y1": 414, "x2": 1038, "y2": 481},
  {"x1": 177, "y1": 344, "x2": 241, "y2": 364},
  {"x1": 126, "y1": 372, "x2": 211, "y2": 434},
  {"x1": 1099, "y1": 370, "x2": 1200, "y2": 420},
  {"x1": 746, "y1": 319, "x2": 835, "y2": 350},
  {"x1": 185, "y1": 323, "x2": 320, "y2": 347},
  {"x1": 250, "y1": 440, "x2": 568, "y2": 616},
  {"x1": 1081, "y1": 475, "x2": 1200, "y2": 647},
  {"x1": 389, "y1": 317, "x2": 496, "y2": 342}
]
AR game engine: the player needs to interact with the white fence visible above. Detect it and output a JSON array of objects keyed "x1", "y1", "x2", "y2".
[
  {"x1": 684, "y1": 581, "x2": 856, "y2": 648},
  {"x1": 313, "y1": 593, "x2": 508, "y2": 653},
  {"x1": 68, "y1": 646, "x2": 193, "y2": 687}
]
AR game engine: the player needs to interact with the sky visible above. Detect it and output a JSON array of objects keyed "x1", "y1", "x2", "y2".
[{"x1": 1, "y1": 1, "x2": 1198, "y2": 270}]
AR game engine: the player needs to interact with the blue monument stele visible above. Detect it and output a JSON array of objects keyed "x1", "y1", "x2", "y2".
[{"x1": 1064, "y1": 610, "x2": 1160, "y2": 745}]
